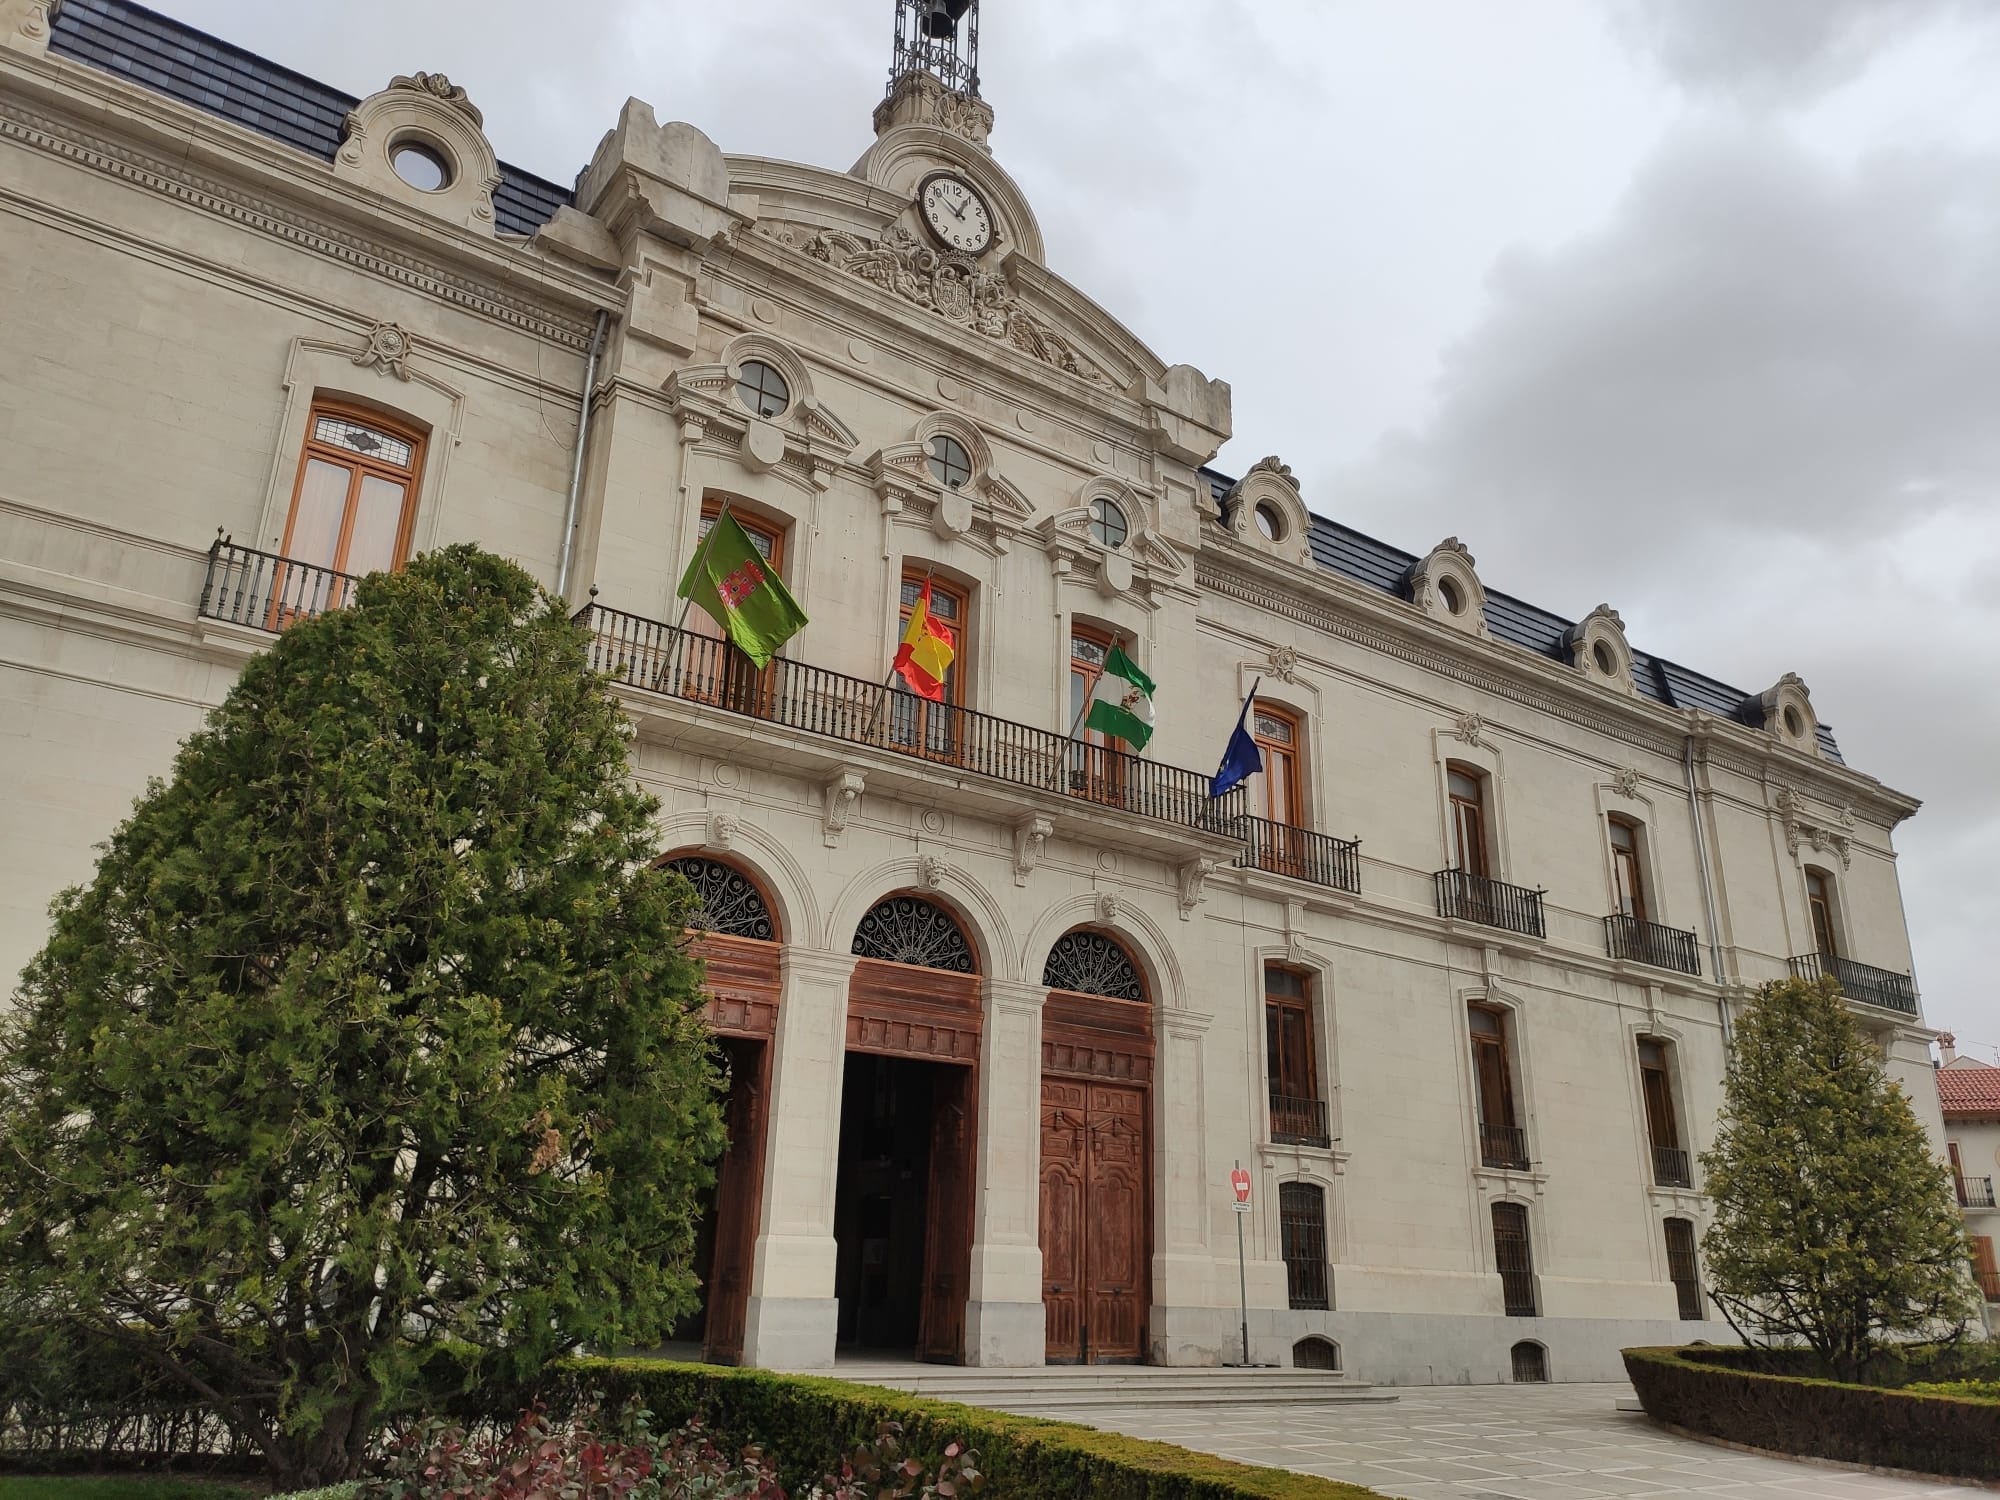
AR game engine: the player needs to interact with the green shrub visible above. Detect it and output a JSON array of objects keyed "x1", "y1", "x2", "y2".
[
  {"x1": 1623, "y1": 1344, "x2": 2000, "y2": 1480},
  {"x1": 452, "y1": 1357, "x2": 1384, "y2": 1500},
  {"x1": 1906, "y1": 1380, "x2": 2000, "y2": 1403}
]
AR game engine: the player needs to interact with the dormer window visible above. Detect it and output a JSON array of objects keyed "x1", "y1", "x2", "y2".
[
  {"x1": 735, "y1": 359, "x2": 790, "y2": 419},
  {"x1": 1088, "y1": 496, "x2": 1128, "y2": 549},
  {"x1": 928, "y1": 434, "x2": 972, "y2": 489}
]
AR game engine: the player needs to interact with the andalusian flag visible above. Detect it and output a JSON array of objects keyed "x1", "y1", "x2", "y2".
[
  {"x1": 894, "y1": 578, "x2": 956, "y2": 701},
  {"x1": 676, "y1": 510, "x2": 807, "y2": 669},
  {"x1": 1085, "y1": 643, "x2": 1155, "y2": 751}
]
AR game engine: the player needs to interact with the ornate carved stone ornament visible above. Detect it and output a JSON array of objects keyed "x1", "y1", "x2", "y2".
[
  {"x1": 1037, "y1": 476, "x2": 1189, "y2": 606},
  {"x1": 3, "y1": 0, "x2": 52, "y2": 55},
  {"x1": 351, "y1": 321, "x2": 414, "y2": 381},
  {"x1": 1095, "y1": 891, "x2": 1120, "y2": 924},
  {"x1": 703, "y1": 811, "x2": 737, "y2": 851},
  {"x1": 1756, "y1": 672, "x2": 1821, "y2": 757},
  {"x1": 664, "y1": 334, "x2": 859, "y2": 496},
  {"x1": 917, "y1": 852, "x2": 950, "y2": 891},
  {"x1": 1176, "y1": 857, "x2": 1215, "y2": 920},
  {"x1": 1012, "y1": 814, "x2": 1052, "y2": 886},
  {"x1": 872, "y1": 69, "x2": 996, "y2": 149},
  {"x1": 1451, "y1": 712, "x2": 1487, "y2": 749},
  {"x1": 335, "y1": 70, "x2": 504, "y2": 234},
  {"x1": 821, "y1": 768, "x2": 865, "y2": 847},
  {"x1": 1773, "y1": 786, "x2": 1853, "y2": 869},
  {"x1": 1218, "y1": 457, "x2": 1314, "y2": 567},
  {"x1": 1264, "y1": 645, "x2": 1300, "y2": 684},
  {"x1": 870, "y1": 411, "x2": 1031, "y2": 555},
  {"x1": 1611, "y1": 765, "x2": 1642, "y2": 798},
  {"x1": 1564, "y1": 604, "x2": 1635, "y2": 696},
  {"x1": 1042, "y1": 929, "x2": 1145, "y2": 1002},
  {"x1": 760, "y1": 221, "x2": 1112, "y2": 386},
  {"x1": 1409, "y1": 536, "x2": 1489, "y2": 639}
]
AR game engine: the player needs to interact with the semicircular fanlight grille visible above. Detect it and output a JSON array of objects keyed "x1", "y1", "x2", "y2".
[
  {"x1": 1042, "y1": 929, "x2": 1144, "y2": 1002},
  {"x1": 662, "y1": 856, "x2": 775, "y2": 942},
  {"x1": 851, "y1": 894, "x2": 976, "y2": 973}
]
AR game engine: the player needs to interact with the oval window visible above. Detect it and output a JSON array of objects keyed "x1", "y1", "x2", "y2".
[
  {"x1": 735, "y1": 359, "x2": 790, "y2": 419},
  {"x1": 1438, "y1": 577, "x2": 1464, "y2": 616},
  {"x1": 1593, "y1": 641, "x2": 1617, "y2": 676},
  {"x1": 1254, "y1": 502, "x2": 1282, "y2": 541},
  {"x1": 1088, "y1": 496, "x2": 1128, "y2": 548},
  {"x1": 927, "y1": 434, "x2": 972, "y2": 490},
  {"x1": 1783, "y1": 705, "x2": 1804, "y2": 738},
  {"x1": 390, "y1": 140, "x2": 452, "y2": 193}
]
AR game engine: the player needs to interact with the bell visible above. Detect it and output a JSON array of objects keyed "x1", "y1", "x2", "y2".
[{"x1": 922, "y1": 0, "x2": 973, "y2": 38}]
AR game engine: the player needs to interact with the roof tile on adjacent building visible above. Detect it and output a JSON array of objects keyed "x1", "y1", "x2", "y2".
[
  {"x1": 1200, "y1": 465, "x2": 1844, "y2": 762},
  {"x1": 48, "y1": 0, "x2": 574, "y2": 237},
  {"x1": 1939, "y1": 1061, "x2": 2000, "y2": 1119}
]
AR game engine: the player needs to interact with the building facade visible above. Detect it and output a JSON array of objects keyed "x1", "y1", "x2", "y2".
[
  {"x1": 0, "y1": 0, "x2": 1950, "y2": 1382},
  {"x1": 1938, "y1": 1039, "x2": 2000, "y2": 1331}
]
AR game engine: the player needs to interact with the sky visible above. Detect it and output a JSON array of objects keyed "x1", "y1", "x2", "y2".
[{"x1": 148, "y1": 0, "x2": 2000, "y2": 1056}]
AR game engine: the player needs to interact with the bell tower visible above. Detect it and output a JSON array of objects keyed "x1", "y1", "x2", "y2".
[{"x1": 873, "y1": 0, "x2": 994, "y2": 150}]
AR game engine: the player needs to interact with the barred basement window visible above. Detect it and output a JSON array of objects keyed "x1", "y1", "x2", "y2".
[
  {"x1": 1510, "y1": 1340, "x2": 1548, "y2": 1383},
  {"x1": 851, "y1": 894, "x2": 976, "y2": 973},
  {"x1": 1279, "y1": 1182, "x2": 1331, "y2": 1311},
  {"x1": 1292, "y1": 1336, "x2": 1340, "y2": 1371}
]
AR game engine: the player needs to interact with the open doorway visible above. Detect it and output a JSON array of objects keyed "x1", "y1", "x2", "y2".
[{"x1": 832, "y1": 1050, "x2": 974, "y2": 1360}]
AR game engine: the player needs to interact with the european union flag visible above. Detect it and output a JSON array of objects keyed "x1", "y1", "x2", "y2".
[{"x1": 1211, "y1": 683, "x2": 1264, "y2": 799}]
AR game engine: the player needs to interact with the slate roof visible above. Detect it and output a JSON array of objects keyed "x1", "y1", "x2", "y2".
[
  {"x1": 1200, "y1": 467, "x2": 1845, "y2": 762},
  {"x1": 48, "y1": 0, "x2": 574, "y2": 237},
  {"x1": 1939, "y1": 1062, "x2": 2000, "y2": 1120}
]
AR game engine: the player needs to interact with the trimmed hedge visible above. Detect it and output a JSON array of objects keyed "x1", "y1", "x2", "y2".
[
  {"x1": 1623, "y1": 1344, "x2": 2000, "y2": 1481},
  {"x1": 449, "y1": 1357, "x2": 1386, "y2": 1500}
]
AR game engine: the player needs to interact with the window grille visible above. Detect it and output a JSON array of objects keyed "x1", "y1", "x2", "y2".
[
  {"x1": 1510, "y1": 1340, "x2": 1548, "y2": 1382},
  {"x1": 660, "y1": 857, "x2": 774, "y2": 941},
  {"x1": 1492, "y1": 1202, "x2": 1537, "y2": 1317},
  {"x1": 1279, "y1": 1182, "x2": 1331, "y2": 1311},
  {"x1": 851, "y1": 894, "x2": 975, "y2": 972},
  {"x1": 1042, "y1": 929, "x2": 1144, "y2": 1001},
  {"x1": 1664, "y1": 1217, "x2": 1704, "y2": 1321}
]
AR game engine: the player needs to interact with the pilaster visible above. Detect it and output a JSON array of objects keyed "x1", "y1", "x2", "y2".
[{"x1": 964, "y1": 977, "x2": 1046, "y2": 1365}]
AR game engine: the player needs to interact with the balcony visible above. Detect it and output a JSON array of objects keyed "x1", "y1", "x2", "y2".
[
  {"x1": 1652, "y1": 1144, "x2": 1693, "y2": 1189},
  {"x1": 1479, "y1": 1121, "x2": 1530, "y2": 1171},
  {"x1": 1958, "y1": 1174, "x2": 1997, "y2": 1210},
  {"x1": 1270, "y1": 1094, "x2": 1333, "y2": 1149},
  {"x1": 1605, "y1": 914, "x2": 1701, "y2": 977},
  {"x1": 577, "y1": 602, "x2": 1247, "y2": 841},
  {"x1": 199, "y1": 535, "x2": 358, "y2": 629},
  {"x1": 1435, "y1": 869, "x2": 1546, "y2": 939},
  {"x1": 1787, "y1": 951, "x2": 1919, "y2": 1016},
  {"x1": 1238, "y1": 817, "x2": 1361, "y2": 893}
]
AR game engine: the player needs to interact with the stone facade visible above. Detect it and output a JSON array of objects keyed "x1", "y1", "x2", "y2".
[{"x1": 0, "y1": 0, "x2": 1950, "y2": 1383}]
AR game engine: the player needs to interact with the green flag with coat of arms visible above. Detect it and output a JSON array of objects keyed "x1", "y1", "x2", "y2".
[{"x1": 675, "y1": 509, "x2": 808, "y2": 669}]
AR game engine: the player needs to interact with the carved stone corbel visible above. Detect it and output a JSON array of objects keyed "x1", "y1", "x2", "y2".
[
  {"x1": 918, "y1": 853, "x2": 949, "y2": 891},
  {"x1": 1176, "y1": 857, "x2": 1215, "y2": 921},
  {"x1": 704, "y1": 812, "x2": 736, "y2": 852},
  {"x1": 1012, "y1": 815, "x2": 1052, "y2": 887},
  {"x1": 822, "y1": 768, "x2": 865, "y2": 848}
]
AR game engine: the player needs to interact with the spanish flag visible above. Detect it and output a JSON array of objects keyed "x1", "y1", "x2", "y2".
[{"x1": 893, "y1": 579, "x2": 956, "y2": 702}]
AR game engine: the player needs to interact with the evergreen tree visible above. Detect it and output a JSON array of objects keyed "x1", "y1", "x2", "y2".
[
  {"x1": 1700, "y1": 976, "x2": 1976, "y2": 1377},
  {"x1": 0, "y1": 548, "x2": 723, "y2": 1487}
]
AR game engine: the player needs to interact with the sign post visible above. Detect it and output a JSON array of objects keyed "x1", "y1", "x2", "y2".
[{"x1": 1230, "y1": 1162, "x2": 1252, "y2": 1367}]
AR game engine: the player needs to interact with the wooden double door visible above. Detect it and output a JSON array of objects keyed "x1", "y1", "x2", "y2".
[{"x1": 1037, "y1": 986, "x2": 1153, "y2": 1364}]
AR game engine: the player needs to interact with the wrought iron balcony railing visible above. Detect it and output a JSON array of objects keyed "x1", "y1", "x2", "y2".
[
  {"x1": 1787, "y1": 951, "x2": 1919, "y2": 1016},
  {"x1": 576, "y1": 602, "x2": 1247, "y2": 839},
  {"x1": 1270, "y1": 1094, "x2": 1333, "y2": 1149},
  {"x1": 1435, "y1": 869, "x2": 1547, "y2": 939},
  {"x1": 1652, "y1": 1144, "x2": 1693, "y2": 1189},
  {"x1": 1605, "y1": 914, "x2": 1701, "y2": 976},
  {"x1": 1237, "y1": 817, "x2": 1361, "y2": 893},
  {"x1": 1957, "y1": 1174, "x2": 1996, "y2": 1210},
  {"x1": 198, "y1": 534, "x2": 358, "y2": 630},
  {"x1": 1479, "y1": 1121, "x2": 1530, "y2": 1171}
]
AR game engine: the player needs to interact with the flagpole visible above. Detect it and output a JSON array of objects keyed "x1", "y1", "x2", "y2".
[
  {"x1": 1056, "y1": 631, "x2": 1116, "y2": 791},
  {"x1": 867, "y1": 567, "x2": 937, "y2": 744}
]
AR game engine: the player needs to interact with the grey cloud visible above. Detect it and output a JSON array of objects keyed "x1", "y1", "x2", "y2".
[{"x1": 1610, "y1": 0, "x2": 1966, "y2": 105}]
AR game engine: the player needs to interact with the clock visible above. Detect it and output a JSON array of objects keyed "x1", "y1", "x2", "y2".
[{"x1": 918, "y1": 172, "x2": 994, "y2": 256}]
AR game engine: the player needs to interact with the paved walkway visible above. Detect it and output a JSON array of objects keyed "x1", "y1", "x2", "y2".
[{"x1": 1035, "y1": 1382, "x2": 1973, "y2": 1500}]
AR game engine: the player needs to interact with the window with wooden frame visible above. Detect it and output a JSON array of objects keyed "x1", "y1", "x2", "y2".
[
  {"x1": 1974, "y1": 1235, "x2": 1999, "y2": 1303},
  {"x1": 1664, "y1": 1217, "x2": 1704, "y2": 1321},
  {"x1": 1638, "y1": 1039, "x2": 1689, "y2": 1187},
  {"x1": 1469, "y1": 1006, "x2": 1526, "y2": 1169},
  {"x1": 1252, "y1": 703, "x2": 1304, "y2": 827},
  {"x1": 681, "y1": 500, "x2": 787, "y2": 711},
  {"x1": 1805, "y1": 869, "x2": 1839, "y2": 956},
  {"x1": 1067, "y1": 624, "x2": 1123, "y2": 802},
  {"x1": 1608, "y1": 816, "x2": 1647, "y2": 924},
  {"x1": 890, "y1": 569, "x2": 966, "y2": 760},
  {"x1": 276, "y1": 402, "x2": 425, "y2": 619},
  {"x1": 1265, "y1": 966, "x2": 1328, "y2": 1146},
  {"x1": 1447, "y1": 764, "x2": 1490, "y2": 878}
]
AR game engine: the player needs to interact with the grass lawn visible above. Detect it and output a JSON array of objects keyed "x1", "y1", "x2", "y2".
[{"x1": 0, "y1": 1480, "x2": 258, "y2": 1500}]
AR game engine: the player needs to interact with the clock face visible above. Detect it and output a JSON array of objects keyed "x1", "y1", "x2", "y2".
[{"x1": 919, "y1": 174, "x2": 994, "y2": 256}]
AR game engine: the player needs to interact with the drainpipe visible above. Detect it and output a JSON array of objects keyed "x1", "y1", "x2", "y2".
[
  {"x1": 1684, "y1": 731, "x2": 1732, "y2": 1050},
  {"x1": 555, "y1": 309, "x2": 610, "y2": 602}
]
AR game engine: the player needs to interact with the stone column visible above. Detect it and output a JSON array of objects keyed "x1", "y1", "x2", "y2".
[
  {"x1": 1150, "y1": 1007, "x2": 1230, "y2": 1365},
  {"x1": 965, "y1": 977, "x2": 1046, "y2": 1365},
  {"x1": 740, "y1": 946, "x2": 854, "y2": 1369}
]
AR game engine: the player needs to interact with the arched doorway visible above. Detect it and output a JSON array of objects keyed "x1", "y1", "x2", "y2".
[
  {"x1": 1039, "y1": 928, "x2": 1153, "y2": 1364},
  {"x1": 837, "y1": 893, "x2": 982, "y2": 1363},
  {"x1": 660, "y1": 854, "x2": 780, "y2": 1366}
]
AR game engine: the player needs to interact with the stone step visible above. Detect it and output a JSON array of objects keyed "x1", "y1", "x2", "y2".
[{"x1": 810, "y1": 1363, "x2": 1400, "y2": 1411}]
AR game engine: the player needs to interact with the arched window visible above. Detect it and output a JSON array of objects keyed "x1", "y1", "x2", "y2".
[
  {"x1": 658, "y1": 856, "x2": 775, "y2": 942},
  {"x1": 851, "y1": 893, "x2": 976, "y2": 973},
  {"x1": 1042, "y1": 929, "x2": 1143, "y2": 1001},
  {"x1": 1292, "y1": 1336, "x2": 1340, "y2": 1371},
  {"x1": 283, "y1": 401, "x2": 425, "y2": 581},
  {"x1": 1510, "y1": 1340, "x2": 1548, "y2": 1382}
]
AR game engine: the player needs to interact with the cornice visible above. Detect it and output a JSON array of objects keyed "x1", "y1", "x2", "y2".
[
  {"x1": 0, "y1": 72, "x2": 609, "y2": 349},
  {"x1": 1193, "y1": 548, "x2": 1917, "y2": 826}
]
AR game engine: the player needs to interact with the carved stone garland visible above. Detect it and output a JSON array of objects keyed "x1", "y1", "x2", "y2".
[
  {"x1": 662, "y1": 857, "x2": 774, "y2": 942},
  {"x1": 1042, "y1": 930, "x2": 1145, "y2": 1003},
  {"x1": 762, "y1": 222, "x2": 1111, "y2": 387},
  {"x1": 852, "y1": 894, "x2": 976, "y2": 973}
]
